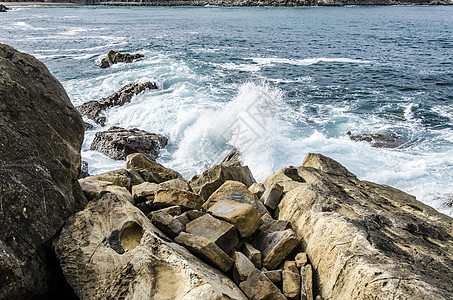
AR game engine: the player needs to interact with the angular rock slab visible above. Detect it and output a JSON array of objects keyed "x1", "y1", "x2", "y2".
[
  {"x1": 0, "y1": 43, "x2": 87, "y2": 298},
  {"x1": 186, "y1": 214, "x2": 239, "y2": 254},
  {"x1": 278, "y1": 153, "x2": 453, "y2": 299},
  {"x1": 55, "y1": 194, "x2": 246, "y2": 300},
  {"x1": 190, "y1": 164, "x2": 256, "y2": 201},
  {"x1": 90, "y1": 126, "x2": 168, "y2": 161},
  {"x1": 239, "y1": 269, "x2": 286, "y2": 300},
  {"x1": 208, "y1": 200, "x2": 263, "y2": 238},
  {"x1": 79, "y1": 178, "x2": 133, "y2": 203},
  {"x1": 253, "y1": 229, "x2": 299, "y2": 270},
  {"x1": 300, "y1": 264, "x2": 313, "y2": 300},
  {"x1": 283, "y1": 261, "x2": 300, "y2": 299},
  {"x1": 249, "y1": 183, "x2": 266, "y2": 199},
  {"x1": 203, "y1": 180, "x2": 268, "y2": 216},
  {"x1": 175, "y1": 232, "x2": 234, "y2": 272},
  {"x1": 261, "y1": 183, "x2": 283, "y2": 211},
  {"x1": 126, "y1": 153, "x2": 183, "y2": 183},
  {"x1": 232, "y1": 251, "x2": 256, "y2": 284},
  {"x1": 243, "y1": 242, "x2": 262, "y2": 268},
  {"x1": 154, "y1": 189, "x2": 203, "y2": 210}
]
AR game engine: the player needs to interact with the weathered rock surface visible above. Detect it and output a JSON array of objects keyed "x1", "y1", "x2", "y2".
[
  {"x1": 154, "y1": 189, "x2": 203, "y2": 210},
  {"x1": 208, "y1": 200, "x2": 263, "y2": 238},
  {"x1": 126, "y1": 153, "x2": 183, "y2": 183},
  {"x1": 239, "y1": 269, "x2": 286, "y2": 300},
  {"x1": 243, "y1": 242, "x2": 262, "y2": 268},
  {"x1": 79, "y1": 160, "x2": 90, "y2": 178},
  {"x1": 186, "y1": 214, "x2": 239, "y2": 254},
  {"x1": 263, "y1": 269, "x2": 282, "y2": 284},
  {"x1": 295, "y1": 252, "x2": 308, "y2": 268},
  {"x1": 0, "y1": 43, "x2": 87, "y2": 298},
  {"x1": 347, "y1": 131, "x2": 406, "y2": 148},
  {"x1": 278, "y1": 153, "x2": 453, "y2": 299},
  {"x1": 83, "y1": 168, "x2": 145, "y2": 190},
  {"x1": 99, "y1": 50, "x2": 144, "y2": 68},
  {"x1": 190, "y1": 164, "x2": 256, "y2": 200},
  {"x1": 263, "y1": 166, "x2": 306, "y2": 193},
  {"x1": 220, "y1": 148, "x2": 242, "y2": 167},
  {"x1": 90, "y1": 126, "x2": 168, "y2": 161},
  {"x1": 261, "y1": 183, "x2": 283, "y2": 210},
  {"x1": 175, "y1": 232, "x2": 234, "y2": 272},
  {"x1": 232, "y1": 251, "x2": 256, "y2": 284},
  {"x1": 150, "y1": 210, "x2": 185, "y2": 238},
  {"x1": 55, "y1": 193, "x2": 246, "y2": 299},
  {"x1": 282, "y1": 261, "x2": 300, "y2": 299},
  {"x1": 259, "y1": 213, "x2": 291, "y2": 233},
  {"x1": 300, "y1": 264, "x2": 313, "y2": 300},
  {"x1": 249, "y1": 182, "x2": 266, "y2": 199},
  {"x1": 79, "y1": 178, "x2": 134, "y2": 203},
  {"x1": 202, "y1": 180, "x2": 268, "y2": 216},
  {"x1": 253, "y1": 229, "x2": 299, "y2": 269},
  {"x1": 77, "y1": 81, "x2": 157, "y2": 126}
]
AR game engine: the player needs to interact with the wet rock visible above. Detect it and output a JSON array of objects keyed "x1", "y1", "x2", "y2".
[
  {"x1": 239, "y1": 269, "x2": 286, "y2": 300},
  {"x1": 253, "y1": 229, "x2": 299, "y2": 269},
  {"x1": 99, "y1": 50, "x2": 144, "y2": 68},
  {"x1": 90, "y1": 126, "x2": 168, "y2": 161},
  {"x1": 208, "y1": 200, "x2": 262, "y2": 238},
  {"x1": 300, "y1": 264, "x2": 313, "y2": 300},
  {"x1": 190, "y1": 164, "x2": 256, "y2": 201},
  {"x1": 0, "y1": 43, "x2": 87, "y2": 298},
  {"x1": 0, "y1": 4, "x2": 9, "y2": 12},
  {"x1": 278, "y1": 152, "x2": 453, "y2": 299},
  {"x1": 220, "y1": 148, "x2": 242, "y2": 167},
  {"x1": 282, "y1": 260, "x2": 300, "y2": 299},
  {"x1": 203, "y1": 180, "x2": 268, "y2": 216},
  {"x1": 295, "y1": 252, "x2": 308, "y2": 268},
  {"x1": 263, "y1": 269, "x2": 282, "y2": 284},
  {"x1": 84, "y1": 122, "x2": 93, "y2": 130},
  {"x1": 249, "y1": 182, "x2": 266, "y2": 199},
  {"x1": 79, "y1": 178, "x2": 133, "y2": 203},
  {"x1": 77, "y1": 81, "x2": 157, "y2": 126},
  {"x1": 175, "y1": 232, "x2": 234, "y2": 272},
  {"x1": 150, "y1": 210, "x2": 185, "y2": 238},
  {"x1": 347, "y1": 131, "x2": 406, "y2": 148},
  {"x1": 186, "y1": 214, "x2": 239, "y2": 254},
  {"x1": 126, "y1": 153, "x2": 183, "y2": 183},
  {"x1": 153, "y1": 189, "x2": 203, "y2": 210},
  {"x1": 232, "y1": 251, "x2": 256, "y2": 284},
  {"x1": 261, "y1": 183, "x2": 283, "y2": 210},
  {"x1": 55, "y1": 194, "x2": 246, "y2": 299},
  {"x1": 79, "y1": 160, "x2": 90, "y2": 179},
  {"x1": 243, "y1": 242, "x2": 262, "y2": 268},
  {"x1": 259, "y1": 213, "x2": 291, "y2": 233}
]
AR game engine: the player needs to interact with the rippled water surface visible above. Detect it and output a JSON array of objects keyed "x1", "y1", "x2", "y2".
[{"x1": 2, "y1": 5, "x2": 453, "y2": 215}]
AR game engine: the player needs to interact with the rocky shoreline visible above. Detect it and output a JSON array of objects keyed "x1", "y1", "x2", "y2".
[{"x1": 1, "y1": 43, "x2": 453, "y2": 299}]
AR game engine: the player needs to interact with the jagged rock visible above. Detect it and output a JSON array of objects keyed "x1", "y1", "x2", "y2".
[
  {"x1": 259, "y1": 213, "x2": 291, "y2": 233},
  {"x1": 153, "y1": 189, "x2": 203, "y2": 210},
  {"x1": 232, "y1": 251, "x2": 256, "y2": 284},
  {"x1": 126, "y1": 153, "x2": 183, "y2": 183},
  {"x1": 149, "y1": 205, "x2": 182, "y2": 217},
  {"x1": 278, "y1": 153, "x2": 453, "y2": 299},
  {"x1": 261, "y1": 183, "x2": 283, "y2": 210},
  {"x1": 239, "y1": 269, "x2": 286, "y2": 300},
  {"x1": 190, "y1": 164, "x2": 256, "y2": 201},
  {"x1": 243, "y1": 242, "x2": 262, "y2": 268},
  {"x1": 0, "y1": 43, "x2": 87, "y2": 298},
  {"x1": 131, "y1": 181, "x2": 160, "y2": 201},
  {"x1": 300, "y1": 264, "x2": 313, "y2": 300},
  {"x1": 295, "y1": 252, "x2": 308, "y2": 268},
  {"x1": 186, "y1": 214, "x2": 239, "y2": 254},
  {"x1": 263, "y1": 166, "x2": 306, "y2": 193},
  {"x1": 0, "y1": 4, "x2": 9, "y2": 12},
  {"x1": 90, "y1": 126, "x2": 168, "y2": 161},
  {"x1": 249, "y1": 183, "x2": 266, "y2": 199},
  {"x1": 79, "y1": 160, "x2": 90, "y2": 178},
  {"x1": 175, "y1": 232, "x2": 234, "y2": 272},
  {"x1": 253, "y1": 229, "x2": 299, "y2": 269},
  {"x1": 79, "y1": 178, "x2": 133, "y2": 203},
  {"x1": 202, "y1": 180, "x2": 268, "y2": 216},
  {"x1": 99, "y1": 50, "x2": 144, "y2": 68},
  {"x1": 159, "y1": 178, "x2": 191, "y2": 191},
  {"x1": 83, "y1": 168, "x2": 144, "y2": 191},
  {"x1": 220, "y1": 148, "x2": 242, "y2": 167},
  {"x1": 263, "y1": 269, "x2": 282, "y2": 284},
  {"x1": 186, "y1": 209, "x2": 207, "y2": 220},
  {"x1": 84, "y1": 122, "x2": 93, "y2": 130},
  {"x1": 346, "y1": 131, "x2": 406, "y2": 148},
  {"x1": 77, "y1": 81, "x2": 157, "y2": 126},
  {"x1": 208, "y1": 200, "x2": 262, "y2": 238},
  {"x1": 282, "y1": 261, "x2": 300, "y2": 299},
  {"x1": 175, "y1": 212, "x2": 191, "y2": 226},
  {"x1": 55, "y1": 194, "x2": 246, "y2": 299},
  {"x1": 150, "y1": 211, "x2": 185, "y2": 238}
]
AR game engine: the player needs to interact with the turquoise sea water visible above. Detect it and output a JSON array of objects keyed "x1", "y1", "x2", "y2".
[{"x1": 2, "y1": 5, "x2": 453, "y2": 215}]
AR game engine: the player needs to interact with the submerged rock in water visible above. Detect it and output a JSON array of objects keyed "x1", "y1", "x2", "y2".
[
  {"x1": 346, "y1": 131, "x2": 406, "y2": 148},
  {"x1": 76, "y1": 81, "x2": 157, "y2": 126},
  {"x1": 99, "y1": 50, "x2": 144, "y2": 68},
  {"x1": 0, "y1": 43, "x2": 86, "y2": 298},
  {"x1": 278, "y1": 152, "x2": 453, "y2": 299},
  {"x1": 0, "y1": 4, "x2": 9, "y2": 12},
  {"x1": 90, "y1": 126, "x2": 168, "y2": 160}
]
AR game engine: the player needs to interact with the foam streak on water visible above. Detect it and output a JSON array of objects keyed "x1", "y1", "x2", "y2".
[{"x1": 2, "y1": 5, "x2": 453, "y2": 216}]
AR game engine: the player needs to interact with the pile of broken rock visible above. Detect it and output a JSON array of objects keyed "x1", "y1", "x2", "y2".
[{"x1": 70, "y1": 152, "x2": 314, "y2": 300}]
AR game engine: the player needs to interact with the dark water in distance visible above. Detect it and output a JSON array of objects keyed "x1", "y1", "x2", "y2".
[{"x1": 2, "y1": 5, "x2": 453, "y2": 215}]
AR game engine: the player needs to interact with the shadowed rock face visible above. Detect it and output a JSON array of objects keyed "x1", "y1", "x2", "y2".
[
  {"x1": 277, "y1": 153, "x2": 453, "y2": 299},
  {"x1": 0, "y1": 43, "x2": 87, "y2": 298}
]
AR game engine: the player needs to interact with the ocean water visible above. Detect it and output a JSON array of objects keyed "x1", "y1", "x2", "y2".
[{"x1": 2, "y1": 5, "x2": 453, "y2": 216}]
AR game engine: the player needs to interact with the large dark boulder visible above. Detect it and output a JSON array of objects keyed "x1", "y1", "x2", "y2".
[
  {"x1": 0, "y1": 43, "x2": 87, "y2": 298},
  {"x1": 99, "y1": 50, "x2": 144, "y2": 68},
  {"x1": 90, "y1": 126, "x2": 168, "y2": 160}
]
